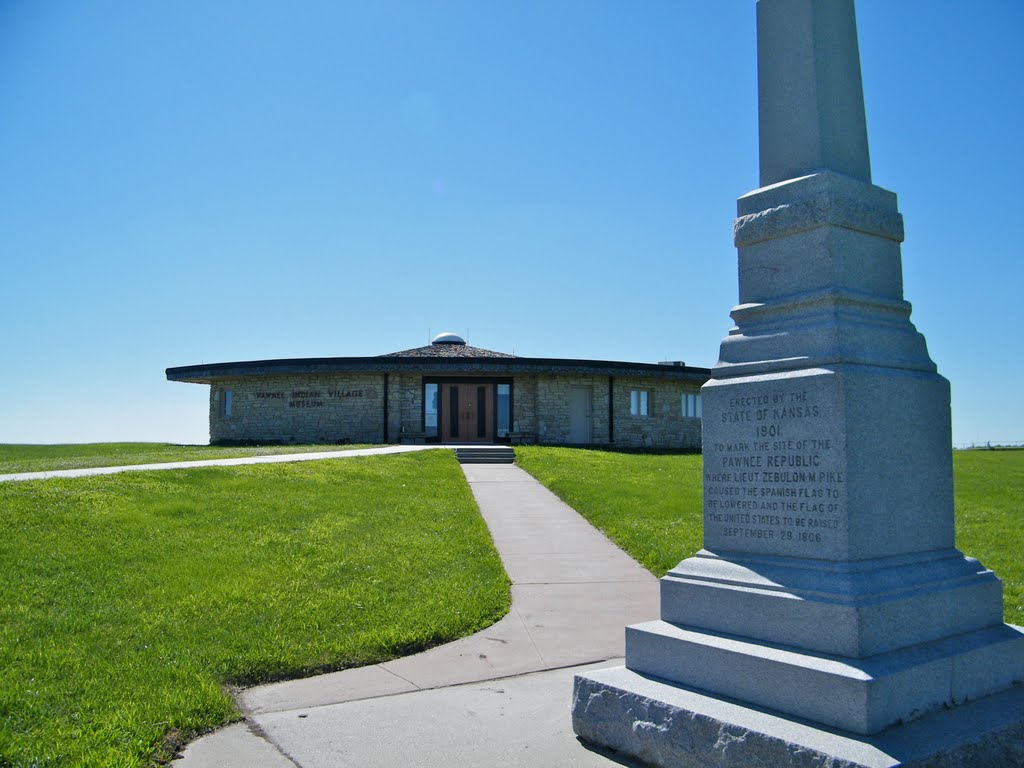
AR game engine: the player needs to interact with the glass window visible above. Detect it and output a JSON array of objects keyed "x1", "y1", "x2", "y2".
[
  {"x1": 223, "y1": 389, "x2": 233, "y2": 418},
  {"x1": 630, "y1": 389, "x2": 649, "y2": 417},
  {"x1": 682, "y1": 393, "x2": 702, "y2": 418},
  {"x1": 497, "y1": 383, "x2": 511, "y2": 438},
  {"x1": 424, "y1": 383, "x2": 439, "y2": 437}
]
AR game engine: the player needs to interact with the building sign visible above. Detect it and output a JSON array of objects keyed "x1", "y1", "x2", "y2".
[{"x1": 252, "y1": 390, "x2": 365, "y2": 409}]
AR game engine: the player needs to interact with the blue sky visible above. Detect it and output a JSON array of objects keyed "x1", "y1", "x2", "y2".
[{"x1": 1, "y1": 1, "x2": 1021, "y2": 446}]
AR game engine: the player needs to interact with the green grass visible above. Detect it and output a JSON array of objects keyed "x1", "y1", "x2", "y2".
[
  {"x1": 4, "y1": 444, "x2": 1019, "y2": 765},
  {"x1": 0, "y1": 442, "x2": 376, "y2": 475},
  {"x1": 515, "y1": 446, "x2": 1024, "y2": 625},
  {"x1": 0, "y1": 451, "x2": 510, "y2": 767},
  {"x1": 952, "y1": 450, "x2": 1024, "y2": 624}
]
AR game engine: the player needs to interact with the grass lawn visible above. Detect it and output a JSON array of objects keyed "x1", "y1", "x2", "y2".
[
  {"x1": 0, "y1": 442, "x2": 376, "y2": 475},
  {"x1": 0, "y1": 451, "x2": 510, "y2": 767},
  {"x1": 515, "y1": 446, "x2": 1023, "y2": 625},
  {"x1": 952, "y1": 450, "x2": 1024, "y2": 623}
]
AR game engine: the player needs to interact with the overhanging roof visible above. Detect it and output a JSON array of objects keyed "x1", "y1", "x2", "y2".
[{"x1": 166, "y1": 354, "x2": 710, "y2": 384}]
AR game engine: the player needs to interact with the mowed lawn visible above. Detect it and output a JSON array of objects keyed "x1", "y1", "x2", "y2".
[
  {"x1": 515, "y1": 447, "x2": 1023, "y2": 625},
  {"x1": 0, "y1": 442, "x2": 374, "y2": 475},
  {"x1": 952, "y1": 450, "x2": 1024, "y2": 623},
  {"x1": 0, "y1": 451, "x2": 510, "y2": 767}
]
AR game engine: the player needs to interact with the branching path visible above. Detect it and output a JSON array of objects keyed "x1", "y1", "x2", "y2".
[{"x1": 179, "y1": 462, "x2": 659, "y2": 768}]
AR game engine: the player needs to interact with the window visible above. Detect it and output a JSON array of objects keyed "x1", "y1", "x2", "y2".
[
  {"x1": 683, "y1": 392, "x2": 702, "y2": 419},
  {"x1": 424, "y1": 383, "x2": 439, "y2": 437},
  {"x1": 223, "y1": 389, "x2": 233, "y2": 418},
  {"x1": 497, "y1": 383, "x2": 511, "y2": 438},
  {"x1": 630, "y1": 389, "x2": 649, "y2": 417}
]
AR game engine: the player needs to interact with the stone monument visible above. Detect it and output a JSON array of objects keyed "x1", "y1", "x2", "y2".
[{"x1": 571, "y1": 1, "x2": 1024, "y2": 765}]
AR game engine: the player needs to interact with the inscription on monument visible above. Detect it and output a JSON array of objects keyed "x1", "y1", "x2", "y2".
[{"x1": 703, "y1": 381, "x2": 846, "y2": 557}]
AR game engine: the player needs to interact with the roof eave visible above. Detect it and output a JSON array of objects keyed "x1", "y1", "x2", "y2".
[{"x1": 165, "y1": 355, "x2": 712, "y2": 383}]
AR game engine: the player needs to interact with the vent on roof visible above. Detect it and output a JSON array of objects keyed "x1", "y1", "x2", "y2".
[{"x1": 432, "y1": 332, "x2": 466, "y2": 345}]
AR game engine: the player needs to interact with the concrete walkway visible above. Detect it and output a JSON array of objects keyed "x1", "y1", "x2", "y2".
[
  {"x1": 0, "y1": 445, "x2": 439, "y2": 483},
  {"x1": 177, "y1": 463, "x2": 659, "y2": 767}
]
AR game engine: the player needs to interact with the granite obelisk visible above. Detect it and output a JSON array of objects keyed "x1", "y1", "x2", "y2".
[{"x1": 571, "y1": 1, "x2": 1024, "y2": 765}]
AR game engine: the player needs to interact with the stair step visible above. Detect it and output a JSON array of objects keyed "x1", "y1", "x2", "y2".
[{"x1": 454, "y1": 447, "x2": 516, "y2": 464}]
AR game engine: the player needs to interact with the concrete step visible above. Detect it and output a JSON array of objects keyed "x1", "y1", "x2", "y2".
[{"x1": 454, "y1": 447, "x2": 516, "y2": 464}]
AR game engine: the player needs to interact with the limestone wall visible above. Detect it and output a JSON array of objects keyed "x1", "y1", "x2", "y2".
[
  {"x1": 612, "y1": 376, "x2": 702, "y2": 449},
  {"x1": 394, "y1": 374, "x2": 424, "y2": 440},
  {"x1": 512, "y1": 375, "x2": 538, "y2": 437},
  {"x1": 510, "y1": 373, "x2": 701, "y2": 449},
  {"x1": 533, "y1": 374, "x2": 611, "y2": 445},
  {"x1": 210, "y1": 374, "x2": 385, "y2": 444},
  {"x1": 205, "y1": 371, "x2": 702, "y2": 449}
]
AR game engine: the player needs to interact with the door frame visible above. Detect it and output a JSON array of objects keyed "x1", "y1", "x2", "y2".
[{"x1": 423, "y1": 376, "x2": 514, "y2": 444}]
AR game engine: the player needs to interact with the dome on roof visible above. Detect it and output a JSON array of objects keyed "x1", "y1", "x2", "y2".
[{"x1": 432, "y1": 332, "x2": 466, "y2": 345}]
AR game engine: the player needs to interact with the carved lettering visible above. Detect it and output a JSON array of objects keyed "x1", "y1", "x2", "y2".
[{"x1": 705, "y1": 386, "x2": 845, "y2": 555}]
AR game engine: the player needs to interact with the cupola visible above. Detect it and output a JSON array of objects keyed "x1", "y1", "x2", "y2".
[{"x1": 431, "y1": 332, "x2": 466, "y2": 345}]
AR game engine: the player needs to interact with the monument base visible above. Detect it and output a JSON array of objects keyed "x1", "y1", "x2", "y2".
[
  {"x1": 623, "y1": 619, "x2": 1024, "y2": 735},
  {"x1": 573, "y1": 666, "x2": 1024, "y2": 768}
]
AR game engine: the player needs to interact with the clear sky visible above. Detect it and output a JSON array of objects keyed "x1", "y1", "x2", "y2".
[{"x1": 2, "y1": 1, "x2": 1021, "y2": 447}]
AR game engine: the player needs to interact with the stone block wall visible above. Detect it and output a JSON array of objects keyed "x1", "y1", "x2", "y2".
[
  {"x1": 205, "y1": 371, "x2": 702, "y2": 449},
  {"x1": 512, "y1": 375, "x2": 538, "y2": 437},
  {"x1": 394, "y1": 374, "x2": 425, "y2": 440},
  {"x1": 612, "y1": 376, "x2": 702, "y2": 450},
  {"x1": 533, "y1": 374, "x2": 611, "y2": 445},
  {"x1": 510, "y1": 373, "x2": 701, "y2": 449},
  {"x1": 210, "y1": 374, "x2": 385, "y2": 444}
]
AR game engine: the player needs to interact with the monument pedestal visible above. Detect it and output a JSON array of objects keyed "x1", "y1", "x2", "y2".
[
  {"x1": 571, "y1": 2, "x2": 1024, "y2": 764},
  {"x1": 661, "y1": 547, "x2": 1004, "y2": 660},
  {"x1": 574, "y1": 667, "x2": 1024, "y2": 768},
  {"x1": 622, "y1": 620, "x2": 1024, "y2": 737}
]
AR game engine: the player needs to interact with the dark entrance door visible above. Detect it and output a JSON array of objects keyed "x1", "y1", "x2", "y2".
[{"x1": 440, "y1": 383, "x2": 493, "y2": 442}]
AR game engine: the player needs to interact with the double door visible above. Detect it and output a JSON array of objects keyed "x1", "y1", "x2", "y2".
[{"x1": 440, "y1": 383, "x2": 493, "y2": 442}]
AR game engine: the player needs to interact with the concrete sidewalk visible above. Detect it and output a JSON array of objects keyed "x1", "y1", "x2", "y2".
[
  {"x1": 0, "y1": 445, "x2": 440, "y2": 483},
  {"x1": 177, "y1": 463, "x2": 659, "y2": 767}
]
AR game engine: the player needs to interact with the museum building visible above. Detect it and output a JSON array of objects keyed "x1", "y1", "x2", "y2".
[{"x1": 165, "y1": 333, "x2": 710, "y2": 448}]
